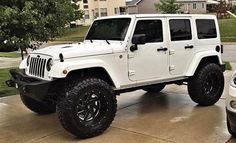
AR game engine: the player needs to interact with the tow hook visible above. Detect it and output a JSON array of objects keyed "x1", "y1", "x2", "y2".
[{"x1": 5, "y1": 80, "x2": 15, "y2": 87}]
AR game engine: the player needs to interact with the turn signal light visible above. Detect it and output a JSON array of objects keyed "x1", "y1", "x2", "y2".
[{"x1": 230, "y1": 100, "x2": 236, "y2": 109}]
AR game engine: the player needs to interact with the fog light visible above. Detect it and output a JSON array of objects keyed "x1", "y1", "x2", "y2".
[{"x1": 230, "y1": 100, "x2": 236, "y2": 109}]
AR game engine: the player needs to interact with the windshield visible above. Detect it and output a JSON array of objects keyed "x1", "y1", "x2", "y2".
[{"x1": 86, "y1": 18, "x2": 131, "y2": 41}]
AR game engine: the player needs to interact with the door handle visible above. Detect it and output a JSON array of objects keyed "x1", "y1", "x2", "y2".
[
  {"x1": 157, "y1": 47, "x2": 168, "y2": 52},
  {"x1": 185, "y1": 45, "x2": 194, "y2": 49}
]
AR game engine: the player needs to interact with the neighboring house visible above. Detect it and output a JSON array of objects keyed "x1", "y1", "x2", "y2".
[
  {"x1": 227, "y1": 0, "x2": 236, "y2": 5},
  {"x1": 75, "y1": 0, "x2": 126, "y2": 25},
  {"x1": 178, "y1": 0, "x2": 207, "y2": 14},
  {"x1": 126, "y1": 0, "x2": 207, "y2": 14},
  {"x1": 126, "y1": 0, "x2": 160, "y2": 14}
]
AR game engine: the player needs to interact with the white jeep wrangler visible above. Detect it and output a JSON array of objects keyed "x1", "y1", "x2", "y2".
[{"x1": 7, "y1": 14, "x2": 225, "y2": 138}]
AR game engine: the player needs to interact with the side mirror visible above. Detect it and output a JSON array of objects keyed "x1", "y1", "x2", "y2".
[{"x1": 132, "y1": 34, "x2": 146, "y2": 45}]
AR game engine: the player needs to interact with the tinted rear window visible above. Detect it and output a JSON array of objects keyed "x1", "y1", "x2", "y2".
[
  {"x1": 196, "y1": 19, "x2": 217, "y2": 39},
  {"x1": 169, "y1": 19, "x2": 192, "y2": 41}
]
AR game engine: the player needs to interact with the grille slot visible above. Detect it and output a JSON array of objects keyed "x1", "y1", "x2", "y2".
[{"x1": 29, "y1": 57, "x2": 47, "y2": 78}]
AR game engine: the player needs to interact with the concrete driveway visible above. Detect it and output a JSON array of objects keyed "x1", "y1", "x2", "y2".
[{"x1": 0, "y1": 68, "x2": 235, "y2": 143}]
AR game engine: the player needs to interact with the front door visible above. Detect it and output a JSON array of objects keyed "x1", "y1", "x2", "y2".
[
  {"x1": 128, "y1": 18, "x2": 169, "y2": 81},
  {"x1": 168, "y1": 18, "x2": 195, "y2": 75}
]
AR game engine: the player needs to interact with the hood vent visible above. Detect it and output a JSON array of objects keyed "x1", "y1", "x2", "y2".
[{"x1": 62, "y1": 46, "x2": 73, "y2": 48}]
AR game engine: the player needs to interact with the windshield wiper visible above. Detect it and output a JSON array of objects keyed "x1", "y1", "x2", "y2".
[
  {"x1": 105, "y1": 39, "x2": 110, "y2": 45},
  {"x1": 90, "y1": 39, "x2": 93, "y2": 43}
]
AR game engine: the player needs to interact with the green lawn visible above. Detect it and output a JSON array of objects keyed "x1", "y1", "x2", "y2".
[
  {"x1": 0, "y1": 52, "x2": 21, "y2": 58},
  {"x1": 219, "y1": 18, "x2": 236, "y2": 42},
  {"x1": 55, "y1": 26, "x2": 90, "y2": 41},
  {"x1": 0, "y1": 68, "x2": 18, "y2": 97},
  {"x1": 224, "y1": 61, "x2": 232, "y2": 70}
]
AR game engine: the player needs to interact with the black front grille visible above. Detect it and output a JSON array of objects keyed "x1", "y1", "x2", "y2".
[{"x1": 29, "y1": 57, "x2": 47, "y2": 78}]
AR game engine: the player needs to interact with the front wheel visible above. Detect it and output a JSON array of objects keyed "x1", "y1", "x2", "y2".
[
  {"x1": 56, "y1": 78, "x2": 117, "y2": 138},
  {"x1": 188, "y1": 63, "x2": 224, "y2": 106}
]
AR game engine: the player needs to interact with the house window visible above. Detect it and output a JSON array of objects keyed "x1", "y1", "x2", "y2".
[
  {"x1": 169, "y1": 19, "x2": 192, "y2": 41},
  {"x1": 115, "y1": 8, "x2": 119, "y2": 14},
  {"x1": 100, "y1": 8, "x2": 107, "y2": 17},
  {"x1": 120, "y1": 7, "x2": 126, "y2": 15},
  {"x1": 84, "y1": 10, "x2": 90, "y2": 19},
  {"x1": 202, "y1": 3, "x2": 205, "y2": 8},
  {"x1": 134, "y1": 20, "x2": 163, "y2": 43},
  {"x1": 193, "y1": 3, "x2": 196, "y2": 9},
  {"x1": 83, "y1": 0, "x2": 88, "y2": 3},
  {"x1": 84, "y1": 5, "x2": 88, "y2": 9},
  {"x1": 196, "y1": 19, "x2": 217, "y2": 39}
]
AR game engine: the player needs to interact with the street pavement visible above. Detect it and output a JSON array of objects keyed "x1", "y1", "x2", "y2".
[
  {"x1": 222, "y1": 44, "x2": 236, "y2": 62},
  {"x1": 0, "y1": 44, "x2": 235, "y2": 143}
]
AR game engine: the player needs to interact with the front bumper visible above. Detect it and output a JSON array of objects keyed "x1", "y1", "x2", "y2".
[{"x1": 6, "y1": 69, "x2": 54, "y2": 102}]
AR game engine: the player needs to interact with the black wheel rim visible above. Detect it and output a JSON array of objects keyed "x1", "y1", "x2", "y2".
[
  {"x1": 203, "y1": 72, "x2": 219, "y2": 97},
  {"x1": 73, "y1": 89, "x2": 107, "y2": 124},
  {"x1": 76, "y1": 93, "x2": 100, "y2": 122}
]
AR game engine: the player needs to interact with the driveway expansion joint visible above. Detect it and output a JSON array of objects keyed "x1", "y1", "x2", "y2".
[{"x1": 111, "y1": 126, "x2": 177, "y2": 143}]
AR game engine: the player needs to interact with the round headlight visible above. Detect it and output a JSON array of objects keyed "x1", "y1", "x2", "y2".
[
  {"x1": 26, "y1": 55, "x2": 30, "y2": 66},
  {"x1": 234, "y1": 77, "x2": 236, "y2": 85},
  {"x1": 46, "y1": 58, "x2": 53, "y2": 71}
]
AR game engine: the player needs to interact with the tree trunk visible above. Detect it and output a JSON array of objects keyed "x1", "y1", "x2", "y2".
[{"x1": 20, "y1": 48, "x2": 24, "y2": 60}]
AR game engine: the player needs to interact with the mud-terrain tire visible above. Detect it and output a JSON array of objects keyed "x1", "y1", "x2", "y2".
[
  {"x1": 143, "y1": 84, "x2": 166, "y2": 93},
  {"x1": 227, "y1": 117, "x2": 236, "y2": 137},
  {"x1": 20, "y1": 94, "x2": 56, "y2": 114},
  {"x1": 188, "y1": 63, "x2": 224, "y2": 106},
  {"x1": 56, "y1": 78, "x2": 117, "y2": 138}
]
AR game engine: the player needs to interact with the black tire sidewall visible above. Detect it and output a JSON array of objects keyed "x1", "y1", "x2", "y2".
[
  {"x1": 188, "y1": 63, "x2": 224, "y2": 106},
  {"x1": 227, "y1": 117, "x2": 236, "y2": 137}
]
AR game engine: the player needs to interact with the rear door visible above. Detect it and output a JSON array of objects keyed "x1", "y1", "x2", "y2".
[{"x1": 168, "y1": 18, "x2": 195, "y2": 75}]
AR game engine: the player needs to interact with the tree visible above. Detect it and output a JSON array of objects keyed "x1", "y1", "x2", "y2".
[
  {"x1": 0, "y1": 0, "x2": 83, "y2": 59},
  {"x1": 155, "y1": 0, "x2": 182, "y2": 14}
]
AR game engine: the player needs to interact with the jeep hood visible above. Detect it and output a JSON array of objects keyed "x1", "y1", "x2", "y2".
[{"x1": 32, "y1": 42, "x2": 124, "y2": 59}]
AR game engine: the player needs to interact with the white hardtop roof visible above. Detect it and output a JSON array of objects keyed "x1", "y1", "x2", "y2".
[{"x1": 96, "y1": 14, "x2": 216, "y2": 20}]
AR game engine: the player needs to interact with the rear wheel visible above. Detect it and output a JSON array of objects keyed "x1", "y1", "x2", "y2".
[
  {"x1": 188, "y1": 63, "x2": 224, "y2": 106},
  {"x1": 20, "y1": 94, "x2": 56, "y2": 114},
  {"x1": 143, "y1": 84, "x2": 166, "y2": 93},
  {"x1": 56, "y1": 78, "x2": 117, "y2": 138}
]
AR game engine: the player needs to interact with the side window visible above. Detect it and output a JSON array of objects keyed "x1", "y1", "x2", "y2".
[
  {"x1": 196, "y1": 19, "x2": 217, "y2": 39},
  {"x1": 134, "y1": 20, "x2": 163, "y2": 43},
  {"x1": 169, "y1": 19, "x2": 192, "y2": 41}
]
